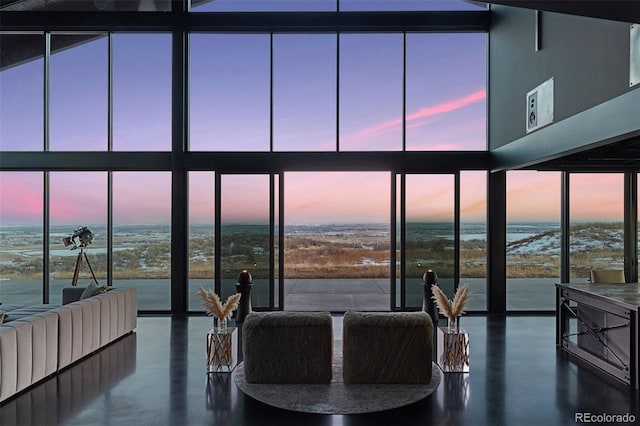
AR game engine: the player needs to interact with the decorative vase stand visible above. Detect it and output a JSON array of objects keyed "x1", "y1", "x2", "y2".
[
  {"x1": 437, "y1": 326, "x2": 470, "y2": 373},
  {"x1": 206, "y1": 326, "x2": 238, "y2": 373}
]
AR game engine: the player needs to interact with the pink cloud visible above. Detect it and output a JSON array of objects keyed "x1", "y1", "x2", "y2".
[{"x1": 341, "y1": 89, "x2": 486, "y2": 147}]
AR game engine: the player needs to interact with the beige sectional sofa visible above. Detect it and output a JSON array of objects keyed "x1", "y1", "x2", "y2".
[{"x1": 0, "y1": 287, "x2": 137, "y2": 403}]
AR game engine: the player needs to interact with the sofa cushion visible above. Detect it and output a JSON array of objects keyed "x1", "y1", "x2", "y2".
[
  {"x1": 80, "y1": 282, "x2": 107, "y2": 300},
  {"x1": 63, "y1": 287, "x2": 86, "y2": 305},
  {"x1": 0, "y1": 305, "x2": 59, "y2": 323}
]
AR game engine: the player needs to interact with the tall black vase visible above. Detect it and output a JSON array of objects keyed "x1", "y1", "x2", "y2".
[
  {"x1": 422, "y1": 283, "x2": 440, "y2": 325},
  {"x1": 421, "y1": 270, "x2": 439, "y2": 325},
  {"x1": 235, "y1": 270, "x2": 253, "y2": 325}
]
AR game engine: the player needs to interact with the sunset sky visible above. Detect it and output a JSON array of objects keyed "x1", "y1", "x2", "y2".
[{"x1": 0, "y1": 1, "x2": 631, "y2": 226}]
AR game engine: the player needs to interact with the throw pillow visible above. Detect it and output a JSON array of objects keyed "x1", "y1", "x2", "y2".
[{"x1": 80, "y1": 282, "x2": 107, "y2": 300}]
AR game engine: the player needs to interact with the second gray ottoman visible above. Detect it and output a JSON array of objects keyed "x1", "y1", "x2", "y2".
[
  {"x1": 342, "y1": 311, "x2": 433, "y2": 384},
  {"x1": 242, "y1": 311, "x2": 333, "y2": 383}
]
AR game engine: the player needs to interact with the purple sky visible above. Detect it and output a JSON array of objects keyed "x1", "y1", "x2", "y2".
[{"x1": 0, "y1": 6, "x2": 628, "y2": 226}]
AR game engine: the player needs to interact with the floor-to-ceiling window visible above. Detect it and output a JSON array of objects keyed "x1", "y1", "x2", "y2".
[
  {"x1": 0, "y1": 5, "x2": 491, "y2": 314},
  {"x1": 283, "y1": 172, "x2": 391, "y2": 311},
  {"x1": 461, "y1": 170, "x2": 487, "y2": 310},
  {"x1": 506, "y1": 171, "x2": 561, "y2": 310},
  {"x1": 112, "y1": 172, "x2": 171, "y2": 310},
  {"x1": 188, "y1": 172, "x2": 215, "y2": 311},
  {"x1": 405, "y1": 174, "x2": 455, "y2": 307},
  {"x1": 0, "y1": 172, "x2": 43, "y2": 305},
  {"x1": 220, "y1": 175, "x2": 271, "y2": 306},
  {"x1": 49, "y1": 172, "x2": 108, "y2": 304},
  {"x1": 569, "y1": 173, "x2": 624, "y2": 282}
]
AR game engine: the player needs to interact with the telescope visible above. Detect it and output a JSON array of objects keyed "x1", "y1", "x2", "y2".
[
  {"x1": 62, "y1": 226, "x2": 94, "y2": 250},
  {"x1": 62, "y1": 226, "x2": 99, "y2": 287}
]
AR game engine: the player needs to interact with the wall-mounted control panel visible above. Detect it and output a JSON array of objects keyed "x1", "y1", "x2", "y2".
[{"x1": 526, "y1": 77, "x2": 554, "y2": 133}]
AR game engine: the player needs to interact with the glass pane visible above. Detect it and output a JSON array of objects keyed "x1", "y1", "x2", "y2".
[
  {"x1": 339, "y1": 34, "x2": 403, "y2": 151},
  {"x1": 273, "y1": 34, "x2": 337, "y2": 151},
  {"x1": 284, "y1": 172, "x2": 390, "y2": 311},
  {"x1": 340, "y1": 0, "x2": 486, "y2": 11},
  {"x1": 406, "y1": 33, "x2": 487, "y2": 151},
  {"x1": 405, "y1": 174, "x2": 454, "y2": 308},
  {"x1": 461, "y1": 171, "x2": 486, "y2": 311},
  {"x1": 190, "y1": 0, "x2": 336, "y2": 12},
  {"x1": 0, "y1": 172, "x2": 43, "y2": 305},
  {"x1": 50, "y1": 34, "x2": 108, "y2": 151},
  {"x1": 113, "y1": 34, "x2": 172, "y2": 151},
  {"x1": 188, "y1": 172, "x2": 215, "y2": 311},
  {"x1": 190, "y1": 34, "x2": 270, "y2": 151},
  {"x1": 49, "y1": 172, "x2": 107, "y2": 304},
  {"x1": 113, "y1": 172, "x2": 171, "y2": 310},
  {"x1": 220, "y1": 175, "x2": 270, "y2": 307},
  {"x1": 570, "y1": 173, "x2": 624, "y2": 281},
  {"x1": 506, "y1": 171, "x2": 560, "y2": 310},
  {"x1": 0, "y1": 33, "x2": 44, "y2": 151}
]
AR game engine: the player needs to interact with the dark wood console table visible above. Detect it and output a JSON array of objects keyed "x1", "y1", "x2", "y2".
[{"x1": 556, "y1": 283, "x2": 639, "y2": 389}]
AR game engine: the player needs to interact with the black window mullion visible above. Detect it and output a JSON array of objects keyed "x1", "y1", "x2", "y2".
[
  {"x1": 390, "y1": 172, "x2": 397, "y2": 310},
  {"x1": 454, "y1": 171, "x2": 461, "y2": 292},
  {"x1": 278, "y1": 173, "x2": 285, "y2": 310},
  {"x1": 43, "y1": 32, "x2": 50, "y2": 304},
  {"x1": 336, "y1": 32, "x2": 340, "y2": 152},
  {"x1": 107, "y1": 33, "x2": 113, "y2": 287},
  {"x1": 400, "y1": 173, "x2": 406, "y2": 309},
  {"x1": 560, "y1": 172, "x2": 570, "y2": 283},
  {"x1": 269, "y1": 173, "x2": 275, "y2": 308},
  {"x1": 214, "y1": 172, "x2": 222, "y2": 296},
  {"x1": 402, "y1": 32, "x2": 406, "y2": 152},
  {"x1": 43, "y1": 171, "x2": 50, "y2": 304}
]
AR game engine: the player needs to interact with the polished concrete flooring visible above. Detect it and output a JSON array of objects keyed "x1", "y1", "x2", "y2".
[{"x1": 1, "y1": 315, "x2": 638, "y2": 426}]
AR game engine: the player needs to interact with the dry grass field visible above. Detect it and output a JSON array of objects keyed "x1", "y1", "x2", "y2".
[{"x1": 0, "y1": 223, "x2": 626, "y2": 281}]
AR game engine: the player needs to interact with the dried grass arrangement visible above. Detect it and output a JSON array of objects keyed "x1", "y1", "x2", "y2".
[
  {"x1": 198, "y1": 287, "x2": 242, "y2": 324},
  {"x1": 431, "y1": 283, "x2": 471, "y2": 322}
]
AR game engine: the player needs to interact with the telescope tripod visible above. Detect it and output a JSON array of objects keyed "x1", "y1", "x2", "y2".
[{"x1": 71, "y1": 247, "x2": 99, "y2": 287}]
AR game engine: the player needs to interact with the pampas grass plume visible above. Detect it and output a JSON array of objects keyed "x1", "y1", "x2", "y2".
[
  {"x1": 431, "y1": 283, "x2": 471, "y2": 319},
  {"x1": 451, "y1": 284, "x2": 470, "y2": 318},
  {"x1": 198, "y1": 287, "x2": 242, "y2": 321}
]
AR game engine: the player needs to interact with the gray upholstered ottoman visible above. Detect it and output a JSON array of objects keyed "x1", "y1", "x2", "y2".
[
  {"x1": 342, "y1": 311, "x2": 433, "y2": 384},
  {"x1": 242, "y1": 311, "x2": 333, "y2": 384}
]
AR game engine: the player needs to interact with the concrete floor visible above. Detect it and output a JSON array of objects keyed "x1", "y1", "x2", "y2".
[{"x1": 1, "y1": 315, "x2": 637, "y2": 426}]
